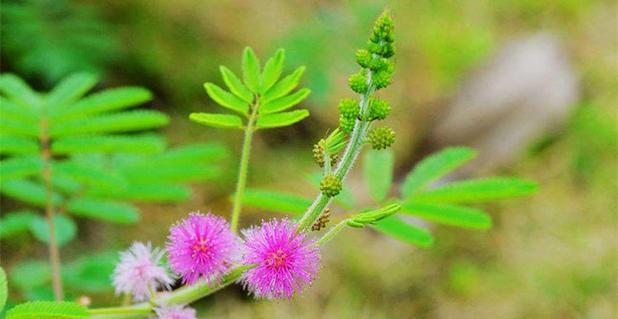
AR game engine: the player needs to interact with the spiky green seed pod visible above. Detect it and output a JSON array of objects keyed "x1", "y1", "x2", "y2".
[
  {"x1": 348, "y1": 71, "x2": 369, "y2": 94},
  {"x1": 339, "y1": 98, "x2": 360, "y2": 119},
  {"x1": 355, "y1": 49, "x2": 372, "y2": 68},
  {"x1": 373, "y1": 69, "x2": 393, "y2": 89},
  {"x1": 371, "y1": 11, "x2": 394, "y2": 43},
  {"x1": 368, "y1": 41, "x2": 395, "y2": 58},
  {"x1": 312, "y1": 144, "x2": 338, "y2": 168},
  {"x1": 368, "y1": 98, "x2": 391, "y2": 120},
  {"x1": 368, "y1": 127, "x2": 395, "y2": 150},
  {"x1": 369, "y1": 57, "x2": 392, "y2": 71},
  {"x1": 339, "y1": 115, "x2": 355, "y2": 133},
  {"x1": 320, "y1": 174, "x2": 342, "y2": 197}
]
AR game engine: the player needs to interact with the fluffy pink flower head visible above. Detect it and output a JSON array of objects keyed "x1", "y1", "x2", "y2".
[
  {"x1": 152, "y1": 305, "x2": 197, "y2": 319},
  {"x1": 242, "y1": 219, "x2": 321, "y2": 299},
  {"x1": 112, "y1": 241, "x2": 173, "y2": 301},
  {"x1": 166, "y1": 212, "x2": 241, "y2": 285}
]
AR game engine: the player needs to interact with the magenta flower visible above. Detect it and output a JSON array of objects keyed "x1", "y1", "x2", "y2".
[
  {"x1": 152, "y1": 305, "x2": 197, "y2": 319},
  {"x1": 241, "y1": 219, "x2": 321, "y2": 299},
  {"x1": 112, "y1": 241, "x2": 173, "y2": 301},
  {"x1": 166, "y1": 212, "x2": 241, "y2": 285}
]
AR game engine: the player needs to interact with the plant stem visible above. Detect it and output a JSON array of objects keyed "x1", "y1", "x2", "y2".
[
  {"x1": 316, "y1": 219, "x2": 349, "y2": 245},
  {"x1": 230, "y1": 104, "x2": 258, "y2": 233},
  {"x1": 40, "y1": 118, "x2": 63, "y2": 301}
]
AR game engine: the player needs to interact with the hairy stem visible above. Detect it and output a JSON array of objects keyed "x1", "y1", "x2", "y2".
[
  {"x1": 40, "y1": 118, "x2": 63, "y2": 301},
  {"x1": 230, "y1": 104, "x2": 259, "y2": 233},
  {"x1": 315, "y1": 219, "x2": 349, "y2": 245}
]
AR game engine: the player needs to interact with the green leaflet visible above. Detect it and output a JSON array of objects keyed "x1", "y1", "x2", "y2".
[
  {"x1": 0, "y1": 179, "x2": 63, "y2": 207},
  {"x1": 29, "y1": 215, "x2": 77, "y2": 246},
  {"x1": 0, "y1": 210, "x2": 38, "y2": 238},
  {"x1": 189, "y1": 112, "x2": 244, "y2": 129},
  {"x1": 219, "y1": 66, "x2": 253, "y2": 103},
  {"x1": 66, "y1": 198, "x2": 139, "y2": 224},
  {"x1": 412, "y1": 177, "x2": 539, "y2": 203},
  {"x1": 0, "y1": 266, "x2": 6, "y2": 312},
  {"x1": 87, "y1": 183, "x2": 192, "y2": 202},
  {"x1": 51, "y1": 134, "x2": 166, "y2": 155},
  {"x1": 119, "y1": 164, "x2": 220, "y2": 184},
  {"x1": 9, "y1": 260, "x2": 49, "y2": 291},
  {"x1": 0, "y1": 73, "x2": 42, "y2": 110},
  {"x1": 260, "y1": 48, "x2": 285, "y2": 93},
  {"x1": 262, "y1": 66, "x2": 305, "y2": 103},
  {"x1": 240, "y1": 189, "x2": 311, "y2": 215},
  {"x1": 49, "y1": 110, "x2": 169, "y2": 137},
  {"x1": 0, "y1": 117, "x2": 40, "y2": 137},
  {"x1": 402, "y1": 201, "x2": 492, "y2": 229},
  {"x1": 401, "y1": 147, "x2": 477, "y2": 197},
  {"x1": 260, "y1": 88, "x2": 311, "y2": 115},
  {"x1": 53, "y1": 160, "x2": 127, "y2": 190},
  {"x1": 0, "y1": 97, "x2": 39, "y2": 124},
  {"x1": 0, "y1": 156, "x2": 43, "y2": 181},
  {"x1": 0, "y1": 135, "x2": 39, "y2": 155},
  {"x1": 348, "y1": 203, "x2": 401, "y2": 226},
  {"x1": 256, "y1": 109, "x2": 309, "y2": 129},
  {"x1": 50, "y1": 87, "x2": 152, "y2": 122},
  {"x1": 242, "y1": 47, "x2": 261, "y2": 93},
  {"x1": 371, "y1": 216, "x2": 434, "y2": 247},
  {"x1": 46, "y1": 73, "x2": 97, "y2": 109},
  {"x1": 5, "y1": 301, "x2": 89, "y2": 319},
  {"x1": 203, "y1": 82, "x2": 250, "y2": 116},
  {"x1": 363, "y1": 149, "x2": 394, "y2": 203}
]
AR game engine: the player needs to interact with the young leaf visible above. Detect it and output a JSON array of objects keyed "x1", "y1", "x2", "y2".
[
  {"x1": 46, "y1": 73, "x2": 97, "y2": 108},
  {"x1": 50, "y1": 87, "x2": 152, "y2": 122},
  {"x1": 189, "y1": 112, "x2": 243, "y2": 129},
  {"x1": 402, "y1": 201, "x2": 492, "y2": 229},
  {"x1": 219, "y1": 66, "x2": 253, "y2": 103},
  {"x1": 412, "y1": 177, "x2": 539, "y2": 203},
  {"x1": 30, "y1": 215, "x2": 77, "y2": 247},
  {"x1": 9, "y1": 260, "x2": 49, "y2": 291},
  {"x1": 1, "y1": 179, "x2": 63, "y2": 207},
  {"x1": 0, "y1": 210, "x2": 38, "y2": 239},
  {"x1": 260, "y1": 48, "x2": 285, "y2": 93},
  {"x1": 0, "y1": 73, "x2": 42, "y2": 109},
  {"x1": 260, "y1": 88, "x2": 311, "y2": 115},
  {"x1": 5, "y1": 301, "x2": 89, "y2": 319},
  {"x1": 0, "y1": 156, "x2": 43, "y2": 181},
  {"x1": 66, "y1": 198, "x2": 139, "y2": 224},
  {"x1": 242, "y1": 47, "x2": 261, "y2": 93},
  {"x1": 87, "y1": 184, "x2": 192, "y2": 202},
  {"x1": 363, "y1": 149, "x2": 394, "y2": 203},
  {"x1": 51, "y1": 134, "x2": 166, "y2": 155},
  {"x1": 240, "y1": 189, "x2": 311, "y2": 215},
  {"x1": 203, "y1": 83, "x2": 250, "y2": 116},
  {"x1": 256, "y1": 109, "x2": 309, "y2": 129},
  {"x1": 0, "y1": 266, "x2": 6, "y2": 311},
  {"x1": 371, "y1": 217, "x2": 434, "y2": 247},
  {"x1": 0, "y1": 135, "x2": 39, "y2": 155},
  {"x1": 50, "y1": 110, "x2": 169, "y2": 137},
  {"x1": 401, "y1": 147, "x2": 477, "y2": 197},
  {"x1": 262, "y1": 66, "x2": 305, "y2": 103}
]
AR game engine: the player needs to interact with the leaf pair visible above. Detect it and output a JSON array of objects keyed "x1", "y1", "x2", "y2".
[{"x1": 191, "y1": 47, "x2": 310, "y2": 130}]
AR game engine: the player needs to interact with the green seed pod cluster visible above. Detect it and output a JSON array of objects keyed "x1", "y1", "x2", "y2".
[
  {"x1": 355, "y1": 49, "x2": 372, "y2": 68},
  {"x1": 320, "y1": 174, "x2": 342, "y2": 197},
  {"x1": 369, "y1": 57, "x2": 391, "y2": 71},
  {"x1": 312, "y1": 143, "x2": 338, "y2": 168},
  {"x1": 368, "y1": 127, "x2": 395, "y2": 150},
  {"x1": 368, "y1": 11, "x2": 395, "y2": 58},
  {"x1": 339, "y1": 115, "x2": 355, "y2": 133},
  {"x1": 339, "y1": 99, "x2": 360, "y2": 119},
  {"x1": 368, "y1": 98, "x2": 391, "y2": 120},
  {"x1": 348, "y1": 71, "x2": 369, "y2": 94}
]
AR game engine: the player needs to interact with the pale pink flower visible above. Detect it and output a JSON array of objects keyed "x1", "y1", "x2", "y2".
[{"x1": 152, "y1": 305, "x2": 197, "y2": 319}]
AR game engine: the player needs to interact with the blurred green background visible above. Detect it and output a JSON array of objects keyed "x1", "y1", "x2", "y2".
[{"x1": 1, "y1": 0, "x2": 616, "y2": 318}]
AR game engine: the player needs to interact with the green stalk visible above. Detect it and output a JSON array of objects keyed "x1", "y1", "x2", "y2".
[
  {"x1": 315, "y1": 219, "x2": 349, "y2": 245},
  {"x1": 230, "y1": 103, "x2": 259, "y2": 233}
]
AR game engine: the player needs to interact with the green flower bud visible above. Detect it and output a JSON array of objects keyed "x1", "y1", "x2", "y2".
[
  {"x1": 348, "y1": 71, "x2": 369, "y2": 94},
  {"x1": 368, "y1": 127, "x2": 395, "y2": 150},
  {"x1": 339, "y1": 98, "x2": 360, "y2": 119},
  {"x1": 312, "y1": 143, "x2": 337, "y2": 168},
  {"x1": 368, "y1": 41, "x2": 395, "y2": 58},
  {"x1": 369, "y1": 57, "x2": 392, "y2": 71},
  {"x1": 355, "y1": 49, "x2": 372, "y2": 68},
  {"x1": 320, "y1": 174, "x2": 342, "y2": 197},
  {"x1": 339, "y1": 115, "x2": 355, "y2": 133},
  {"x1": 372, "y1": 11, "x2": 394, "y2": 42},
  {"x1": 368, "y1": 98, "x2": 391, "y2": 120},
  {"x1": 373, "y1": 69, "x2": 393, "y2": 89}
]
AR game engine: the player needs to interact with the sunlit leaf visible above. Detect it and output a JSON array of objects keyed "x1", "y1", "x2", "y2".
[
  {"x1": 402, "y1": 201, "x2": 492, "y2": 229},
  {"x1": 401, "y1": 147, "x2": 477, "y2": 197},
  {"x1": 0, "y1": 73, "x2": 42, "y2": 109},
  {"x1": 256, "y1": 109, "x2": 309, "y2": 129},
  {"x1": 260, "y1": 48, "x2": 285, "y2": 93},
  {"x1": 363, "y1": 149, "x2": 394, "y2": 203},
  {"x1": 371, "y1": 217, "x2": 434, "y2": 247},
  {"x1": 260, "y1": 88, "x2": 311, "y2": 115},
  {"x1": 203, "y1": 83, "x2": 250, "y2": 116},
  {"x1": 241, "y1": 47, "x2": 261, "y2": 93},
  {"x1": 0, "y1": 156, "x2": 43, "y2": 181},
  {"x1": 412, "y1": 177, "x2": 539, "y2": 203},
  {"x1": 46, "y1": 73, "x2": 97, "y2": 108},
  {"x1": 219, "y1": 66, "x2": 253, "y2": 103},
  {"x1": 262, "y1": 66, "x2": 305, "y2": 103},
  {"x1": 189, "y1": 113, "x2": 243, "y2": 129},
  {"x1": 0, "y1": 135, "x2": 39, "y2": 155},
  {"x1": 50, "y1": 110, "x2": 169, "y2": 137},
  {"x1": 5, "y1": 301, "x2": 89, "y2": 319}
]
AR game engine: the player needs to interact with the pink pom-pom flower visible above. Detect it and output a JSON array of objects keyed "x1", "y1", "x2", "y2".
[
  {"x1": 241, "y1": 219, "x2": 321, "y2": 299},
  {"x1": 166, "y1": 212, "x2": 241, "y2": 285},
  {"x1": 152, "y1": 305, "x2": 197, "y2": 319},
  {"x1": 112, "y1": 241, "x2": 173, "y2": 301}
]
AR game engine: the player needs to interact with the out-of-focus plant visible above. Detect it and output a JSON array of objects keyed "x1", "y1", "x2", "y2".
[
  {"x1": 0, "y1": 74, "x2": 228, "y2": 302},
  {"x1": 0, "y1": 0, "x2": 119, "y2": 84},
  {"x1": 2, "y1": 10, "x2": 537, "y2": 318}
]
